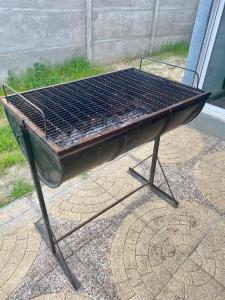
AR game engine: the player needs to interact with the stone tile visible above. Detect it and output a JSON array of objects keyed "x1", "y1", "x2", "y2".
[
  {"x1": 131, "y1": 127, "x2": 204, "y2": 164},
  {"x1": 110, "y1": 198, "x2": 220, "y2": 299},
  {"x1": 90, "y1": 155, "x2": 141, "y2": 201},
  {"x1": 49, "y1": 177, "x2": 124, "y2": 221},
  {"x1": 189, "y1": 218, "x2": 225, "y2": 288},
  {"x1": 156, "y1": 269, "x2": 225, "y2": 300},
  {"x1": 194, "y1": 151, "x2": 225, "y2": 211},
  {"x1": 0, "y1": 220, "x2": 41, "y2": 300}
]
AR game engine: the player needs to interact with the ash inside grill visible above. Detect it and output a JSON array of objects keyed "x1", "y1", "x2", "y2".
[{"x1": 7, "y1": 68, "x2": 202, "y2": 147}]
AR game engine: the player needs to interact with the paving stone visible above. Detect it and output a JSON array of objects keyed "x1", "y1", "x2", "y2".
[
  {"x1": 110, "y1": 199, "x2": 220, "y2": 299},
  {"x1": 0, "y1": 220, "x2": 41, "y2": 300},
  {"x1": 156, "y1": 272, "x2": 225, "y2": 300},
  {"x1": 194, "y1": 151, "x2": 225, "y2": 211},
  {"x1": 189, "y1": 218, "x2": 225, "y2": 288},
  {"x1": 49, "y1": 177, "x2": 123, "y2": 221},
  {"x1": 90, "y1": 155, "x2": 141, "y2": 200},
  {"x1": 131, "y1": 127, "x2": 204, "y2": 164}
]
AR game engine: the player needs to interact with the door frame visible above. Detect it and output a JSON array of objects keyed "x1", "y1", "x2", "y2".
[{"x1": 197, "y1": 0, "x2": 225, "y2": 118}]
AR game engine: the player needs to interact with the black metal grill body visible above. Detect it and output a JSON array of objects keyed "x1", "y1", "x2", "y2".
[{"x1": 2, "y1": 68, "x2": 210, "y2": 187}]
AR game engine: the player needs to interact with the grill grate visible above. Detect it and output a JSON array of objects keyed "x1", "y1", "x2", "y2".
[{"x1": 8, "y1": 68, "x2": 202, "y2": 148}]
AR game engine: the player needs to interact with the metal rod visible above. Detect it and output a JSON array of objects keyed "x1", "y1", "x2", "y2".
[
  {"x1": 130, "y1": 153, "x2": 153, "y2": 169},
  {"x1": 55, "y1": 180, "x2": 152, "y2": 243},
  {"x1": 151, "y1": 184, "x2": 178, "y2": 208},
  {"x1": 128, "y1": 137, "x2": 179, "y2": 208},
  {"x1": 3, "y1": 83, "x2": 48, "y2": 136},
  {"x1": 157, "y1": 158, "x2": 175, "y2": 200},
  {"x1": 128, "y1": 168, "x2": 178, "y2": 208},
  {"x1": 21, "y1": 124, "x2": 56, "y2": 254},
  {"x1": 128, "y1": 167, "x2": 149, "y2": 183},
  {"x1": 51, "y1": 229, "x2": 80, "y2": 289},
  {"x1": 139, "y1": 57, "x2": 200, "y2": 88},
  {"x1": 35, "y1": 221, "x2": 80, "y2": 289},
  {"x1": 149, "y1": 137, "x2": 160, "y2": 184}
]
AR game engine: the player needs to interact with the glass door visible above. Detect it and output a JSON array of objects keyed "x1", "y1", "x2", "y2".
[
  {"x1": 203, "y1": 7, "x2": 225, "y2": 108},
  {"x1": 198, "y1": 1, "x2": 225, "y2": 109}
]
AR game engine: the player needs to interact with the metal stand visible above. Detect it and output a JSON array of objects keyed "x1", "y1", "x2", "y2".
[
  {"x1": 128, "y1": 137, "x2": 179, "y2": 208},
  {"x1": 20, "y1": 123, "x2": 158, "y2": 290},
  {"x1": 20, "y1": 121, "x2": 179, "y2": 290}
]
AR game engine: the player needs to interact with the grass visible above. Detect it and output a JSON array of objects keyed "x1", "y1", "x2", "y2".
[
  {"x1": 0, "y1": 104, "x2": 5, "y2": 118},
  {"x1": 9, "y1": 178, "x2": 33, "y2": 201},
  {"x1": 0, "y1": 125, "x2": 18, "y2": 153},
  {"x1": 114, "y1": 42, "x2": 189, "y2": 66},
  {"x1": 0, "y1": 124, "x2": 25, "y2": 173},
  {"x1": 152, "y1": 41, "x2": 189, "y2": 58},
  {"x1": 5, "y1": 56, "x2": 104, "y2": 92},
  {"x1": 0, "y1": 150, "x2": 25, "y2": 173},
  {"x1": 0, "y1": 178, "x2": 33, "y2": 208}
]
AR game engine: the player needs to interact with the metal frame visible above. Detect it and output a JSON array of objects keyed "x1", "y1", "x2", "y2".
[
  {"x1": 20, "y1": 121, "x2": 160, "y2": 289},
  {"x1": 128, "y1": 137, "x2": 178, "y2": 208},
  {"x1": 20, "y1": 119, "x2": 178, "y2": 289}
]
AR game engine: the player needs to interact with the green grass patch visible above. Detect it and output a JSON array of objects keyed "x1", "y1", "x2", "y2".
[
  {"x1": 9, "y1": 178, "x2": 33, "y2": 201},
  {"x1": 6, "y1": 56, "x2": 104, "y2": 92},
  {"x1": 0, "y1": 104, "x2": 5, "y2": 120},
  {"x1": 0, "y1": 124, "x2": 18, "y2": 153},
  {"x1": 152, "y1": 42, "x2": 189, "y2": 58},
  {"x1": 0, "y1": 150, "x2": 25, "y2": 173}
]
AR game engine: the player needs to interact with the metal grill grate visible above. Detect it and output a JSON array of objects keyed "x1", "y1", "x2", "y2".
[{"x1": 7, "y1": 68, "x2": 202, "y2": 147}]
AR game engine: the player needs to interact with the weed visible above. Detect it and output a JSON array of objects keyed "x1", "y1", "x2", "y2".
[
  {"x1": 9, "y1": 178, "x2": 33, "y2": 200},
  {"x1": 152, "y1": 42, "x2": 189, "y2": 58}
]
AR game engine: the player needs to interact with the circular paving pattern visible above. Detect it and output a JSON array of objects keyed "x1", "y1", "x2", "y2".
[
  {"x1": 156, "y1": 218, "x2": 225, "y2": 300},
  {"x1": 32, "y1": 292, "x2": 92, "y2": 300},
  {"x1": 194, "y1": 151, "x2": 225, "y2": 210},
  {"x1": 131, "y1": 127, "x2": 204, "y2": 164},
  {"x1": 189, "y1": 219, "x2": 225, "y2": 289},
  {"x1": 0, "y1": 221, "x2": 41, "y2": 300},
  {"x1": 111, "y1": 199, "x2": 221, "y2": 300},
  {"x1": 49, "y1": 155, "x2": 140, "y2": 222},
  {"x1": 90, "y1": 155, "x2": 140, "y2": 200}
]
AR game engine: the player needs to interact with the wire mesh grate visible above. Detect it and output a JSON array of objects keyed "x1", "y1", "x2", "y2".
[{"x1": 7, "y1": 68, "x2": 203, "y2": 147}]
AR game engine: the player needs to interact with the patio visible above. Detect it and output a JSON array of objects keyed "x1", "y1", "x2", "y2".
[{"x1": 1, "y1": 124, "x2": 225, "y2": 300}]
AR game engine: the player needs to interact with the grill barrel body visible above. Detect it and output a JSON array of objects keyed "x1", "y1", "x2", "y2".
[{"x1": 2, "y1": 69, "x2": 210, "y2": 187}]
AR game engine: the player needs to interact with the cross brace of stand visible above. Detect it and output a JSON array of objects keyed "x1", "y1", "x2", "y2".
[{"x1": 21, "y1": 123, "x2": 178, "y2": 290}]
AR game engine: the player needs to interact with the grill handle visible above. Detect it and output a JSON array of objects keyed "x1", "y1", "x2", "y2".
[
  {"x1": 2, "y1": 83, "x2": 48, "y2": 137},
  {"x1": 139, "y1": 57, "x2": 200, "y2": 88}
]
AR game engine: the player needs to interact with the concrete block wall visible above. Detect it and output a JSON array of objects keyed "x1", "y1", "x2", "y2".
[
  {"x1": 0, "y1": 0, "x2": 199, "y2": 81},
  {"x1": 0, "y1": 0, "x2": 86, "y2": 81}
]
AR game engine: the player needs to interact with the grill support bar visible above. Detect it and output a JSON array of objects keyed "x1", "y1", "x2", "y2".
[
  {"x1": 21, "y1": 122, "x2": 178, "y2": 290},
  {"x1": 55, "y1": 179, "x2": 152, "y2": 244},
  {"x1": 128, "y1": 137, "x2": 178, "y2": 208}
]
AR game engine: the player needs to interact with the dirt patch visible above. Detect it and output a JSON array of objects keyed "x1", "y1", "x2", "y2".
[{"x1": 111, "y1": 56, "x2": 186, "y2": 83}]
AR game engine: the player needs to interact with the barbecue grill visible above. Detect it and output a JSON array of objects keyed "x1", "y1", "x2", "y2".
[{"x1": 1, "y1": 58, "x2": 210, "y2": 289}]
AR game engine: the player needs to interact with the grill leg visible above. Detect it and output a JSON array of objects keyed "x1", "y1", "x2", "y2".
[
  {"x1": 128, "y1": 137, "x2": 179, "y2": 208},
  {"x1": 20, "y1": 124, "x2": 80, "y2": 290},
  {"x1": 149, "y1": 136, "x2": 160, "y2": 185}
]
